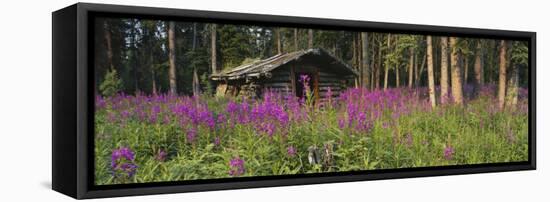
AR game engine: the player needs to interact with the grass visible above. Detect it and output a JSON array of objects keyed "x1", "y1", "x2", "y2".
[{"x1": 94, "y1": 86, "x2": 528, "y2": 185}]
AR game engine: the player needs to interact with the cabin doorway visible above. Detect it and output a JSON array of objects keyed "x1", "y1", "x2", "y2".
[{"x1": 295, "y1": 72, "x2": 315, "y2": 99}]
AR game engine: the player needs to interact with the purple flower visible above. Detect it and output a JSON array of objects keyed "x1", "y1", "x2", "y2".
[
  {"x1": 299, "y1": 74, "x2": 311, "y2": 97},
  {"x1": 444, "y1": 145, "x2": 454, "y2": 160},
  {"x1": 338, "y1": 118, "x2": 346, "y2": 129},
  {"x1": 120, "y1": 110, "x2": 130, "y2": 120},
  {"x1": 163, "y1": 115, "x2": 171, "y2": 125},
  {"x1": 96, "y1": 96, "x2": 106, "y2": 109},
  {"x1": 229, "y1": 157, "x2": 245, "y2": 176},
  {"x1": 287, "y1": 146, "x2": 297, "y2": 157},
  {"x1": 186, "y1": 127, "x2": 197, "y2": 143},
  {"x1": 405, "y1": 133, "x2": 413, "y2": 147},
  {"x1": 214, "y1": 136, "x2": 221, "y2": 146},
  {"x1": 299, "y1": 74, "x2": 310, "y2": 85},
  {"x1": 382, "y1": 122, "x2": 389, "y2": 129},
  {"x1": 326, "y1": 87, "x2": 333, "y2": 105},
  {"x1": 107, "y1": 112, "x2": 117, "y2": 123},
  {"x1": 156, "y1": 149, "x2": 167, "y2": 162},
  {"x1": 111, "y1": 147, "x2": 137, "y2": 177},
  {"x1": 217, "y1": 113, "x2": 226, "y2": 125}
]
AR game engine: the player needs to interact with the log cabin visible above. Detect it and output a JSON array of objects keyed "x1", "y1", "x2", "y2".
[{"x1": 211, "y1": 48, "x2": 358, "y2": 102}]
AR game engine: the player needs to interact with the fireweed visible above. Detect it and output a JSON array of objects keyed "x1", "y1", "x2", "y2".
[
  {"x1": 444, "y1": 146, "x2": 454, "y2": 160},
  {"x1": 229, "y1": 157, "x2": 246, "y2": 176},
  {"x1": 287, "y1": 146, "x2": 297, "y2": 157},
  {"x1": 111, "y1": 147, "x2": 137, "y2": 179},
  {"x1": 94, "y1": 85, "x2": 529, "y2": 184}
]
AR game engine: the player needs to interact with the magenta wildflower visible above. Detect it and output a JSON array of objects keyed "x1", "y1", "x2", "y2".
[
  {"x1": 156, "y1": 149, "x2": 167, "y2": 162},
  {"x1": 214, "y1": 136, "x2": 221, "y2": 146},
  {"x1": 338, "y1": 118, "x2": 346, "y2": 129},
  {"x1": 287, "y1": 146, "x2": 297, "y2": 157},
  {"x1": 444, "y1": 145, "x2": 454, "y2": 160},
  {"x1": 111, "y1": 147, "x2": 137, "y2": 177},
  {"x1": 229, "y1": 157, "x2": 245, "y2": 176},
  {"x1": 382, "y1": 122, "x2": 389, "y2": 129},
  {"x1": 186, "y1": 127, "x2": 197, "y2": 143},
  {"x1": 120, "y1": 110, "x2": 130, "y2": 121},
  {"x1": 299, "y1": 74, "x2": 311, "y2": 97},
  {"x1": 96, "y1": 96, "x2": 106, "y2": 109},
  {"x1": 405, "y1": 133, "x2": 413, "y2": 147},
  {"x1": 162, "y1": 115, "x2": 171, "y2": 125}
]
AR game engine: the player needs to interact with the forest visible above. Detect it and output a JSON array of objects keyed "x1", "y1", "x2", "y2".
[{"x1": 95, "y1": 17, "x2": 529, "y2": 185}]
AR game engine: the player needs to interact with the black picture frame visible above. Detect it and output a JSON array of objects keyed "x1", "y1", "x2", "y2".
[{"x1": 52, "y1": 3, "x2": 536, "y2": 199}]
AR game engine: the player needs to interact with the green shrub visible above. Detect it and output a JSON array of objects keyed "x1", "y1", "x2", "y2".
[{"x1": 99, "y1": 69, "x2": 122, "y2": 97}]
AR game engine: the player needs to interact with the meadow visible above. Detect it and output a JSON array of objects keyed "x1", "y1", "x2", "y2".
[{"x1": 95, "y1": 85, "x2": 528, "y2": 185}]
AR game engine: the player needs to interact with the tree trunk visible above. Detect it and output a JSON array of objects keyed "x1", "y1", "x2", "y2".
[
  {"x1": 294, "y1": 28, "x2": 298, "y2": 51},
  {"x1": 504, "y1": 41, "x2": 517, "y2": 109},
  {"x1": 104, "y1": 20, "x2": 114, "y2": 70},
  {"x1": 351, "y1": 34, "x2": 362, "y2": 88},
  {"x1": 147, "y1": 23, "x2": 156, "y2": 95},
  {"x1": 426, "y1": 36, "x2": 437, "y2": 108},
  {"x1": 481, "y1": 45, "x2": 486, "y2": 84},
  {"x1": 167, "y1": 21, "x2": 177, "y2": 95},
  {"x1": 371, "y1": 35, "x2": 376, "y2": 90},
  {"x1": 362, "y1": 32, "x2": 369, "y2": 89},
  {"x1": 414, "y1": 49, "x2": 418, "y2": 87},
  {"x1": 394, "y1": 35, "x2": 399, "y2": 88},
  {"x1": 497, "y1": 40, "x2": 507, "y2": 110},
  {"x1": 211, "y1": 24, "x2": 217, "y2": 74},
  {"x1": 355, "y1": 33, "x2": 365, "y2": 87},
  {"x1": 464, "y1": 56, "x2": 469, "y2": 85},
  {"x1": 418, "y1": 53, "x2": 427, "y2": 86},
  {"x1": 376, "y1": 38, "x2": 382, "y2": 90},
  {"x1": 395, "y1": 64, "x2": 400, "y2": 88},
  {"x1": 151, "y1": 69, "x2": 157, "y2": 95},
  {"x1": 308, "y1": 29, "x2": 313, "y2": 49},
  {"x1": 473, "y1": 40, "x2": 483, "y2": 97},
  {"x1": 440, "y1": 37, "x2": 449, "y2": 104},
  {"x1": 192, "y1": 23, "x2": 200, "y2": 96},
  {"x1": 192, "y1": 23, "x2": 197, "y2": 50},
  {"x1": 408, "y1": 48, "x2": 414, "y2": 88},
  {"x1": 193, "y1": 68, "x2": 200, "y2": 96},
  {"x1": 384, "y1": 34, "x2": 391, "y2": 90},
  {"x1": 450, "y1": 37, "x2": 464, "y2": 105},
  {"x1": 130, "y1": 20, "x2": 139, "y2": 93},
  {"x1": 505, "y1": 63, "x2": 518, "y2": 110},
  {"x1": 276, "y1": 28, "x2": 282, "y2": 54}
]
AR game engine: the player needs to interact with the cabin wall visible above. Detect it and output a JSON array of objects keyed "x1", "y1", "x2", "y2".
[
  {"x1": 318, "y1": 71, "x2": 345, "y2": 100},
  {"x1": 263, "y1": 66, "x2": 293, "y2": 96},
  {"x1": 262, "y1": 63, "x2": 348, "y2": 101},
  {"x1": 216, "y1": 60, "x2": 354, "y2": 101}
]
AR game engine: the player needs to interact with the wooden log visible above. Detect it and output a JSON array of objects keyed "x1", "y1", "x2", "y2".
[{"x1": 264, "y1": 82, "x2": 291, "y2": 88}]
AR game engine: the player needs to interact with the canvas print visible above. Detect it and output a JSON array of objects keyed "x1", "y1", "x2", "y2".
[{"x1": 93, "y1": 17, "x2": 529, "y2": 185}]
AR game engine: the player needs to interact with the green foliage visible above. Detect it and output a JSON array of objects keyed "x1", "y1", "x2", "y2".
[
  {"x1": 385, "y1": 35, "x2": 419, "y2": 70},
  {"x1": 456, "y1": 38, "x2": 472, "y2": 56},
  {"x1": 218, "y1": 25, "x2": 255, "y2": 69},
  {"x1": 97, "y1": 18, "x2": 529, "y2": 95},
  {"x1": 200, "y1": 73, "x2": 213, "y2": 96},
  {"x1": 240, "y1": 57, "x2": 261, "y2": 66},
  {"x1": 94, "y1": 92, "x2": 528, "y2": 185},
  {"x1": 512, "y1": 41, "x2": 528, "y2": 66},
  {"x1": 99, "y1": 69, "x2": 122, "y2": 97}
]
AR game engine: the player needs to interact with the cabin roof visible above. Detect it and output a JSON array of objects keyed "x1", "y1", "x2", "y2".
[{"x1": 211, "y1": 48, "x2": 358, "y2": 81}]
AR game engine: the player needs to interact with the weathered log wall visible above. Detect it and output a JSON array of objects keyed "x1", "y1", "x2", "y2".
[{"x1": 217, "y1": 61, "x2": 353, "y2": 101}]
